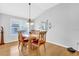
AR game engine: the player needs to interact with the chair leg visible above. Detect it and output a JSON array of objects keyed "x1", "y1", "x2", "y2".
[
  {"x1": 44, "y1": 43, "x2": 46, "y2": 55},
  {"x1": 21, "y1": 43, "x2": 24, "y2": 51},
  {"x1": 18, "y1": 42, "x2": 20, "y2": 49}
]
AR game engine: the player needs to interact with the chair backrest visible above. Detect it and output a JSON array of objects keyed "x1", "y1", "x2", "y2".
[
  {"x1": 39, "y1": 31, "x2": 47, "y2": 42},
  {"x1": 18, "y1": 32, "x2": 24, "y2": 42},
  {"x1": 30, "y1": 30, "x2": 40, "y2": 39}
]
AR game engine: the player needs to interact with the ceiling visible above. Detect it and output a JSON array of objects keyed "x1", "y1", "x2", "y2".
[{"x1": 0, "y1": 3, "x2": 59, "y2": 19}]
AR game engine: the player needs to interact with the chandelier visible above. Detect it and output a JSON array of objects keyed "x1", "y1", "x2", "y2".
[
  {"x1": 27, "y1": 3, "x2": 52, "y2": 33},
  {"x1": 27, "y1": 3, "x2": 34, "y2": 33}
]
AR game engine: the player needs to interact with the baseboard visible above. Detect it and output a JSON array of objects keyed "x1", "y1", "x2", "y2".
[
  {"x1": 47, "y1": 40, "x2": 69, "y2": 48},
  {"x1": 5, "y1": 39, "x2": 18, "y2": 43}
]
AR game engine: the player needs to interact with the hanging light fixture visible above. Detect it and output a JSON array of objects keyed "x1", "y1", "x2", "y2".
[
  {"x1": 27, "y1": 3, "x2": 34, "y2": 33},
  {"x1": 27, "y1": 3, "x2": 52, "y2": 33}
]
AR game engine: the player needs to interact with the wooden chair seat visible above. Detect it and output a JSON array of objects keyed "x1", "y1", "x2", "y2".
[
  {"x1": 19, "y1": 36, "x2": 29, "y2": 42},
  {"x1": 23, "y1": 39, "x2": 29, "y2": 42},
  {"x1": 39, "y1": 40, "x2": 45, "y2": 44},
  {"x1": 32, "y1": 39, "x2": 45, "y2": 46}
]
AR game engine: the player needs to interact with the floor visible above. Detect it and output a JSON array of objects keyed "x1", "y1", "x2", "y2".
[{"x1": 0, "y1": 41, "x2": 79, "y2": 56}]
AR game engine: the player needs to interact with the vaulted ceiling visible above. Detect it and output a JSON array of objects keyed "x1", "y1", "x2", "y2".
[{"x1": 0, "y1": 3, "x2": 59, "y2": 19}]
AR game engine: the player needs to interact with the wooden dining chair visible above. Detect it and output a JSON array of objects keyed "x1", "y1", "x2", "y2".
[
  {"x1": 29, "y1": 30, "x2": 47, "y2": 49},
  {"x1": 18, "y1": 32, "x2": 29, "y2": 49}
]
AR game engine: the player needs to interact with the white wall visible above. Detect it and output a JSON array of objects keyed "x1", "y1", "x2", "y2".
[{"x1": 35, "y1": 3, "x2": 79, "y2": 50}]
